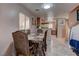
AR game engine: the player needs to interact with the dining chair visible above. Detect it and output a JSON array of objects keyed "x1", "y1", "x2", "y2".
[
  {"x1": 37, "y1": 29, "x2": 43, "y2": 34},
  {"x1": 12, "y1": 31, "x2": 37, "y2": 56},
  {"x1": 27, "y1": 29, "x2": 30, "y2": 34},
  {"x1": 42, "y1": 30, "x2": 48, "y2": 52}
]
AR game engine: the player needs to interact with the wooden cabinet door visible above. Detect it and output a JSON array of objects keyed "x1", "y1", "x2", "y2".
[{"x1": 37, "y1": 17, "x2": 40, "y2": 25}]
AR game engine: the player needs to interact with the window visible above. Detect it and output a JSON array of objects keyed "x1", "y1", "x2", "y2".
[
  {"x1": 19, "y1": 13, "x2": 30, "y2": 30},
  {"x1": 48, "y1": 23, "x2": 53, "y2": 29},
  {"x1": 19, "y1": 13, "x2": 25, "y2": 30},
  {"x1": 25, "y1": 16, "x2": 30, "y2": 30}
]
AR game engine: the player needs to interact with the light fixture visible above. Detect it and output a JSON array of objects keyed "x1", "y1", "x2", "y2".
[
  {"x1": 43, "y1": 3, "x2": 53, "y2": 9},
  {"x1": 44, "y1": 4, "x2": 51, "y2": 9},
  {"x1": 35, "y1": 9, "x2": 40, "y2": 11}
]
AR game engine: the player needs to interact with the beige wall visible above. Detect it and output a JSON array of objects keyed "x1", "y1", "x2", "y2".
[
  {"x1": 55, "y1": 13, "x2": 69, "y2": 43},
  {"x1": 68, "y1": 10, "x2": 77, "y2": 28},
  {"x1": 0, "y1": 3, "x2": 35, "y2": 55},
  {"x1": 55, "y1": 13, "x2": 69, "y2": 19}
]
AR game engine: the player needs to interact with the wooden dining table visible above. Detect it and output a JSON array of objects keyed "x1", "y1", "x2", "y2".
[
  {"x1": 28, "y1": 33, "x2": 45, "y2": 55},
  {"x1": 28, "y1": 33, "x2": 44, "y2": 42}
]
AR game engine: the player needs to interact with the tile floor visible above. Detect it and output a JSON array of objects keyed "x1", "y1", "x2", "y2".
[{"x1": 46, "y1": 35, "x2": 76, "y2": 56}]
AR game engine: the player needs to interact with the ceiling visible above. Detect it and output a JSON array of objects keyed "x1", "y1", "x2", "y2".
[
  {"x1": 53, "y1": 3, "x2": 79, "y2": 17},
  {"x1": 22, "y1": 3, "x2": 54, "y2": 17},
  {"x1": 22, "y1": 3, "x2": 79, "y2": 17}
]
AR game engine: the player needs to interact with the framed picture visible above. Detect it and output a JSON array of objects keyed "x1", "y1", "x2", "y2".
[{"x1": 77, "y1": 10, "x2": 79, "y2": 21}]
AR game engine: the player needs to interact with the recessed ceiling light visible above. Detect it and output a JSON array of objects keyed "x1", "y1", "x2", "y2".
[
  {"x1": 42, "y1": 3, "x2": 53, "y2": 9},
  {"x1": 44, "y1": 5, "x2": 51, "y2": 9}
]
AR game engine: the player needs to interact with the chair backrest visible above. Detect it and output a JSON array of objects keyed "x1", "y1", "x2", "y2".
[
  {"x1": 43, "y1": 30, "x2": 48, "y2": 42},
  {"x1": 12, "y1": 31, "x2": 29, "y2": 55},
  {"x1": 37, "y1": 29, "x2": 43, "y2": 33},
  {"x1": 27, "y1": 30, "x2": 30, "y2": 34}
]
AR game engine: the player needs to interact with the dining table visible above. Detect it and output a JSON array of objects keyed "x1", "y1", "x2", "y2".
[
  {"x1": 28, "y1": 33, "x2": 45, "y2": 55},
  {"x1": 28, "y1": 33, "x2": 44, "y2": 41}
]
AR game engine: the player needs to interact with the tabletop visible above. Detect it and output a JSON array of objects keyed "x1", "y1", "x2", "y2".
[{"x1": 28, "y1": 33, "x2": 44, "y2": 42}]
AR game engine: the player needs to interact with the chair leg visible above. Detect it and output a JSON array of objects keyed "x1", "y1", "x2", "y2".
[
  {"x1": 16, "y1": 53, "x2": 18, "y2": 56},
  {"x1": 16, "y1": 52, "x2": 19, "y2": 56},
  {"x1": 42, "y1": 48, "x2": 45, "y2": 56}
]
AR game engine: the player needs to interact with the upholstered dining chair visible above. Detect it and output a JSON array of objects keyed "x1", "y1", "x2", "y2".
[
  {"x1": 37, "y1": 29, "x2": 43, "y2": 34},
  {"x1": 42, "y1": 30, "x2": 48, "y2": 52},
  {"x1": 12, "y1": 31, "x2": 37, "y2": 56}
]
